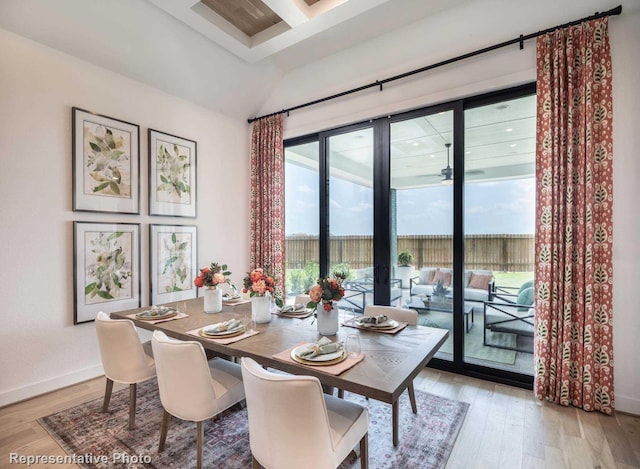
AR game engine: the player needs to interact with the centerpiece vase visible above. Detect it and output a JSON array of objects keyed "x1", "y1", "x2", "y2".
[
  {"x1": 317, "y1": 303, "x2": 339, "y2": 336},
  {"x1": 203, "y1": 287, "x2": 223, "y2": 313},
  {"x1": 252, "y1": 293, "x2": 272, "y2": 323}
]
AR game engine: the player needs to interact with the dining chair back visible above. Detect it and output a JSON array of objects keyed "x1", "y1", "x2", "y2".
[
  {"x1": 94, "y1": 311, "x2": 156, "y2": 429},
  {"x1": 294, "y1": 294, "x2": 311, "y2": 306},
  {"x1": 363, "y1": 305, "x2": 419, "y2": 418},
  {"x1": 241, "y1": 357, "x2": 369, "y2": 469},
  {"x1": 151, "y1": 330, "x2": 245, "y2": 469}
]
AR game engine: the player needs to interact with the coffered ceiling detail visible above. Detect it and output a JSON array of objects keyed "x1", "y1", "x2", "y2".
[{"x1": 148, "y1": 0, "x2": 402, "y2": 63}]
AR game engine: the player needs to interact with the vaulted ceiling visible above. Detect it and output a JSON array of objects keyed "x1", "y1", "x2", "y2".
[{"x1": 0, "y1": 0, "x2": 469, "y2": 119}]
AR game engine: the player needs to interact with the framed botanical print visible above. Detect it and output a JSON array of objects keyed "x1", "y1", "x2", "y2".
[
  {"x1": 150, "y1": 224, "x2": 198, "y2": 305},
  {"x1": 72, "y1": 107, "x2": 140, "y2": 214},
  {"x1": 74, "y1": 221, "x2": 140, "y2": 324},
  {"x1": 148, "y1": 129, "x2": 197, "y2": 217}
]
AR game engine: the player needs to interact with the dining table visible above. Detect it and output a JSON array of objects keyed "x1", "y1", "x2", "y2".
[{"x1": 110, "y1": 297, "x2": 448, "y2": 447}]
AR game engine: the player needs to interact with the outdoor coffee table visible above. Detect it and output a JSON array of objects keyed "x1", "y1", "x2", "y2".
[{"x1": 406, "y1": 297, "x2": 474, "y2": 333}]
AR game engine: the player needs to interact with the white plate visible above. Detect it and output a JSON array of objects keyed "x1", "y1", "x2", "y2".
[
  {"x1": 202, "y1": 324, "x2": 245, "y2": 336},
  {"x1": 355, "y1": 318, "x2": 399, "y2": 329},
  {"x1": 292, "y1": 344, "x2": 344, "y2": 362}
]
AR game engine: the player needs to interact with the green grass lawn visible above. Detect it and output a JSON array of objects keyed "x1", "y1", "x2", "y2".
[{"x1": 493, "y1": 271, "x2": 534, "y2": 289}]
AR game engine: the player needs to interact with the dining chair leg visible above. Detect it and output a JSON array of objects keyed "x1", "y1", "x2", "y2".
[
  {"x1": 392, "y1": 399, "x2": 399, "y2": 447},
  {"x1": 102, "y1": 378, "x2": 113, "y2": 413},
  {"x1": 359, "y1": 433, "x2": 369, "y2": 469},
  {"x1": 252, "y1": 455, "x2": 262, "y2": 469},
  {"x1": 337, "y1": 389, "x2": 344, "y2": 399},
  {"x1": 128, "y1": 383, "x2": 137, "y2": 430},
  {"x1": 408, "y1": 382, "x2": 417, "y2": 414},
  {"x1": 158, "y1": 410, "x2": 171, "y2": 453},
  {"x1": 197, "y1": 421, "x2": 204, "y2": 469}
]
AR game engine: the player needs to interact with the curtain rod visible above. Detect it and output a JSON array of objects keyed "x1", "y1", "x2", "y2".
[{"x1": 247, "y1": 5, "x2": 621, "y2": 124}]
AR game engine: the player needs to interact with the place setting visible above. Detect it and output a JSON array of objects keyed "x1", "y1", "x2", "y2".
[
  {"x1": 186, "y1": 317, "x2": 259, "y2": 345},
  {"x1": 343, "y1": 314, "x2": 407, "y2": 334},
  {"x1": 127, "y1": 305, "x2": 189, "y2": 324},
  {"x1": 273, "y1": 302, "x2": 314, "y2": 319},
  {"x1": 273, "y1": 336, "x2": 364, "y2": 375}
]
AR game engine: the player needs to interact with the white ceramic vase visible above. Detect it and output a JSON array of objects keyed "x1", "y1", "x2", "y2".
[
  {"x1": 203, "y1": 287, "x2": 223, "y2": 313},
  {"x1": 317, "y1": 303, "x2": 339, "y2": 336},
  {"x1": 252, "y1": 293, "x2": 272, "y2": 323}
]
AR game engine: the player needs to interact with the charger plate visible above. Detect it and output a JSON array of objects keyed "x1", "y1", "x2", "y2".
[
  {"x1": 291, "y1": 345, "x2": 347, "y2": 366},
  {"x1": 199, "y1": 325, "x2": 246, "y2": 338},
  {"x1": 136, "y1": 309, "x2": 177, "y2": 321}
]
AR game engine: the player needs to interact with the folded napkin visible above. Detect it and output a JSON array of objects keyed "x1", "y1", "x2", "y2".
[
  {"x1": 204, "y1": 318, "x2": 242, "y2": 333},
  {"x1": 280, "y1": 303, "x2": 306, "y2": 313},
  {"x1": 359, "y1": 314, "x2": 388, "y2": 325},
  {"x1": 144, "y1": 306, "x2": 175, "y2": 317},
  {"x1": 297, "y1": 337, "x2": 343, "y2": 359}
]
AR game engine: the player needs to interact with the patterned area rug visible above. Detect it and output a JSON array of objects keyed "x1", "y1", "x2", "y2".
[{"x1": 39, "y1": 378, "x2": 468, "y2": 469}]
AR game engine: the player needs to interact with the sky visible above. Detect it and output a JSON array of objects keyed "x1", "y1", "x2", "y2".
[{"x1": 285, "y1": 163, "x2": 535, "y2": 236}]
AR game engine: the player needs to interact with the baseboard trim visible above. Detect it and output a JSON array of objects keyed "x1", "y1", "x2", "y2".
[
  {"x1": 0, "y1": 365, "x2": 104, "y2": 408},
  {"x1": 616, "y1": 394, "x2": 640, "y2": 416}
]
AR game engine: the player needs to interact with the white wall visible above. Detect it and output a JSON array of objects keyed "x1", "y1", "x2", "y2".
[
  {"x1": 0, "y1": 29, "x2": 251, "y2": 406},
  {"x1": 261, "y1": 0, "x2": 640, "y2": 414}
]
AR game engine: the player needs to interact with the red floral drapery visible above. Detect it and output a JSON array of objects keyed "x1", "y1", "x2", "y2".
[
  {"x1": 249, "y1": 114, "x2": 285, "y2": 297},
  {"x1": 534, "y1": 18, "x2": 614, "y2": 414}
]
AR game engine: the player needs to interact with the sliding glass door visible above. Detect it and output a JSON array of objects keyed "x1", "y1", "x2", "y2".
[{"x1": 284, "y1": 84, "x2": 536, "y2": 386}]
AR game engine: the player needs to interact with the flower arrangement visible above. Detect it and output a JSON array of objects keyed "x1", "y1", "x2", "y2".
[
  {"x1": 432, "y1": 279, "x2": 450, "y2": 297},
  {"x1": 307, "y1": 272, "x2": 346, "y2": 312},
  {"x1": 243, "y1": 268, "x2": 283, "y2": 307},
  {"x1": 194, "y1": 262, "x2": 231, "y2": 289}
]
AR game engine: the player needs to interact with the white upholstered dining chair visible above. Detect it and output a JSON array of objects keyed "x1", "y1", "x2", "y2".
[
  {"x1": 364, "y1": 305, "x2": 419, "y2": 414},
  {"x1": 94, "y1": 311, "x2": 156, "y2": 430},
  {"x1": 151, "y1": 330, "x2": 245, "y2": 469},
  {"x1": 240, "y1": 357, "x2": 369, "y2": 469}
]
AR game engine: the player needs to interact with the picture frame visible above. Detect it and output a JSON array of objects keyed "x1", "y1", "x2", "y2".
[
  {"x1": 74, "y1": 221, "x2": 140, "y2": 324},
  {"x1": 72, "y1": 107, "x2": 140, "y2": 214},
  {"x1": 148, "y1": 129, "x2": 197, "y2": 217},
  {"x1": 150, "y1": 224, "x2": 198, "y2": 306}
]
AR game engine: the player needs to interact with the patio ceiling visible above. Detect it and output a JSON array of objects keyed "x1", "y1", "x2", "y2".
[{"x1": 286, "y1": 93, "x2": 536, "y2": 189}]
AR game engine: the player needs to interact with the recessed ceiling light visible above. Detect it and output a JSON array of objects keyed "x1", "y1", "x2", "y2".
[
  {"x1": 429, "y1": 154, "x2": 435, "y2": 158},
  {"x1": 465, "y1": 151, "x2": 471, "y2": 154},
  {"x1": 506, "y1": 128, "x2": 513, "y2": 132},
  {"x1": 510, "y1": 144, "x2": 517, "y2": 148},
  {"x1": 412, "y1": 142, "x2": 420, "y2": 147}
]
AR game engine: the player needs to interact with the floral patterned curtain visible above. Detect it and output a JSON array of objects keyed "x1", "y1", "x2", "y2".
[
  {"x1": 249, "y1": 114, "x2": 285, "y2": 297},
  {"x1": 534, "y1": 18, "x2": 614, "y2": 414}
]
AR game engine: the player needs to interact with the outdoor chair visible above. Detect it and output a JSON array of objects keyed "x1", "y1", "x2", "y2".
[{"x1": 483, "y1": 301, "x2": 534, "y2": 353}]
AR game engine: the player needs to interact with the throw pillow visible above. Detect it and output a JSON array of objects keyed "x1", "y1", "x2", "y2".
[
  {"x1": 518, "y1": 280, "x2": 534, "y2": 295},
  {"x1": 419, "y1": 268, "x2": 437, "y2": 285},
  {"x1": 434, "y1": 269, "x2": 452, "y2": 287},
  {"x1": 517, "y1": 286, "x2": 535, "y2": 311},
  {"x1": 468, "y1": 272, "x2": 494, "y2": 290}
]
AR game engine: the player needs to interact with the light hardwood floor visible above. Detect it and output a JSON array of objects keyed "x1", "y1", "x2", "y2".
[{"x1": 1, "y1": 370, "x2": 638, "y2": 469}]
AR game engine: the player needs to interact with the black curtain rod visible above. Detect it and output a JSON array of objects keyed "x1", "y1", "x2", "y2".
[{"x1": 247, "y1": 5, "x2": 621, "y2": 124}]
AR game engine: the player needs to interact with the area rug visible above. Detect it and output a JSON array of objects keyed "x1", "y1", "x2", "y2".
[
  {"x1": 39, "y1": 379, "x2": 468, "y2": 469},
  {"x1": 418, "y1": 310, "x2": 518, "y2": 365}
]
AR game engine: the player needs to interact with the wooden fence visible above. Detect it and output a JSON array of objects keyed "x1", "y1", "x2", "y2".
[{"x1": 285, "y1": 234, "x2": 534, "y2": 272}]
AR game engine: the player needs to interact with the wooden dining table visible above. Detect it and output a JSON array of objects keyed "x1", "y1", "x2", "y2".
[{"x1": 110, "y1": 297, "x2": 448, "y2": 447}]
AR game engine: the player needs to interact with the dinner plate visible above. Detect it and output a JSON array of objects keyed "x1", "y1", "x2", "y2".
[
  {"x1": 291, "y1": 344, "x2": 344, "y2": 362},
  {"x1": 222, "y1": 295, "x2": 242, "y2": 302},
  {"x1": 355, "y1": 318, "x2": 399, "y2": 329},
  {"x1": 136, "y1": 308, "x2": 176, "y2": 320},
  {"x1": 291, "y1": 348, "x2": 347, "y2": 366},
  {"x1": 200, "y1": 323, "x2": 246, "y2": 337},
  {"x1": 280, "y1": 307, "x2": 311, "y2": 315}
]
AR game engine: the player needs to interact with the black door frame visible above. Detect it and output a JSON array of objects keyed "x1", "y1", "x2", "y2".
[{"x1": 284, "y1": 82, "x2": 537, "y2": 389}]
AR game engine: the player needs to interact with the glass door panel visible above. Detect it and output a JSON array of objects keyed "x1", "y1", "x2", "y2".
[
  {"x1": 390, "y1": 111, "x2": 454, "y2": 361},
  {"x1": 284, "y1": 141, "x2": 320, "y2": 303},
  {"x1": 463, "y1": 94, "x2": 536, "y2": 375},
  {"x1": 327, "y1": 128, "x2": 374, "y2": 316}
]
